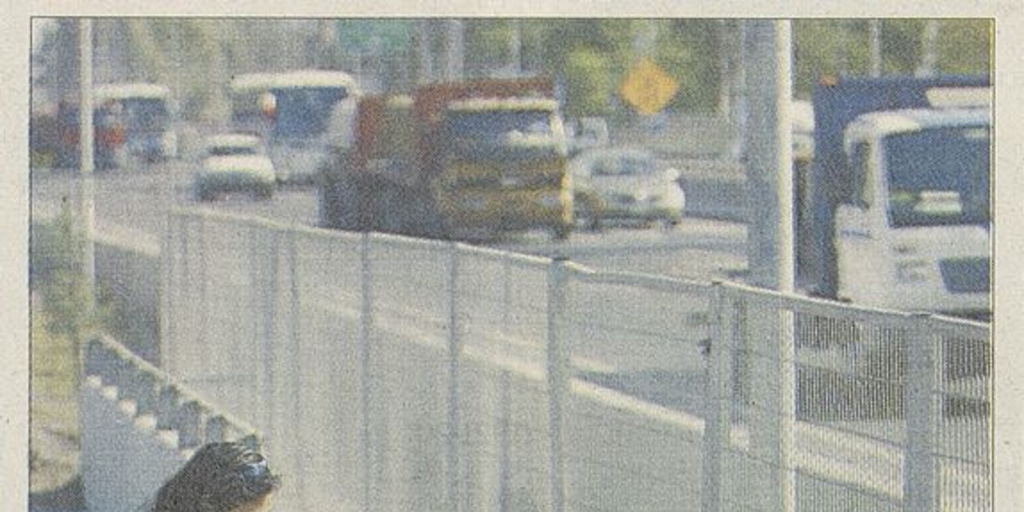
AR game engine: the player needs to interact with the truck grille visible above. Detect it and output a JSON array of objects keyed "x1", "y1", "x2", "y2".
[{"x1": 939, "y1": 257, "x2": 990, "y2": 294}]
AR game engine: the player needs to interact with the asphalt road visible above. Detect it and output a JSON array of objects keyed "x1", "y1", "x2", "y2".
[
  {"x1": 30, "y1": 158, "x2": 748, "y2": 420},
  {"x1": 30, "y1": 158, "x2": 750, "y2": 282}
]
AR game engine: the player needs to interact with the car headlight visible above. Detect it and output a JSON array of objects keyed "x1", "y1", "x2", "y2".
[{"x1": 894, "y1": 259, "x2": 932, "y2": 283}]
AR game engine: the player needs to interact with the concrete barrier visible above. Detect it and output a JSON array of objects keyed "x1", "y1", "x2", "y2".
[{"x1": 80, "y1": 336, "x2": 262, "y2": 512}]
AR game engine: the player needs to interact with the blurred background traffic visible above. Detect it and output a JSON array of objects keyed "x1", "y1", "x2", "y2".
[{"x1": 27, "y1": 18, "x2": 993, "y2": 512}]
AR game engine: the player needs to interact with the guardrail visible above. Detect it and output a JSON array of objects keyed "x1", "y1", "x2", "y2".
[{"x1": 81, "y1": 334, "x2": 261, "y2": 512}]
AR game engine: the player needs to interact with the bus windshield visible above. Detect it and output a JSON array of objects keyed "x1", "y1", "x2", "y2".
[
  {"x1": 118, "y1": 98, "x2": 170, "y2": 134},
  {"x1": 269, "y1": 87, "x2": 347, "y2": 140},
  {"x1": 885, "y1": 125, "x2": 990, "y2": 228}
]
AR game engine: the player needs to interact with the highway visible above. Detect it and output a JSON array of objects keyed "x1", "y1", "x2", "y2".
[{"x1": 30, "y1": 158, "x2": 750, "y2": 283}]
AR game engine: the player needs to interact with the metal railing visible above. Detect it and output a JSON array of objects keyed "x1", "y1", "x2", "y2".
[{"x1": 156, "y1": 208, "x2": 991, "y2": 512}]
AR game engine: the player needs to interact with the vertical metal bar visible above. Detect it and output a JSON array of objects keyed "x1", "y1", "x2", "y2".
[
  {"x1": 906, "y1": 315, "x2": 938, "y2": 512},
  {"x1": 745, "y1": 294, "x2": 795, "y2": 512},
  {"x1": 259, "y1": 225, "x2": 278, "y2": 455},
  {"x1": 777, "y1": 306, "x2": 797, "y2": 512},
  {"x1": 286, "y1": 228, "x2": 305, "y2": 510},
  {"x1": 702, "y1": 282, "x2": 733, "y2": 512},
  {"x1": 446, "y1": 241, "x2": 463, "y2": 512},
  {"x1": 498, "y1": 255, "x2": 513, "y2": 510},
  {"x1": 359, "y1": 232, "x2": 374, "y2": 512},
  {"x1": 546, "y1": 258, "x2": 570, "y2": 512},
  {"x1": 198, "y1": 215, "x2": 209, "y2": 378},
  {"x1": 160, "y1": 212, "x2": 174, "y2": 374}
]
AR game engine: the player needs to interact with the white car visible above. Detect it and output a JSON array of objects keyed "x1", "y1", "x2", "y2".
[
  {"x1": 569, "y1": 148, "x2": 685, "y2": 229},
  {"x1": 194, "y1": 134, "x2": 276, "y2": 201}
]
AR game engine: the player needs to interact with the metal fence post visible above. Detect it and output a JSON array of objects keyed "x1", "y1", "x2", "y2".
[
  {"x1": 499, "y1": 256, "x2": 513, "y2": 511},
  {"x1": 905, "y1": 314, "x2": 938, "y2": 512},
  {"x1": 198, "y1": 214, "x2": 209, "y2": 379},
  {"x1": 778, "y1": 305, "x2": 797, "y2": 512},
  {"x1": 702, "y1": 282, "x2": 734, "y2": 512},
  {"x1": 744, "y1": 293, "x2": 796, "y2": 512},
  {"x1": 546, "y1": 257, "x2": 570, "y2": 512},
  {"x1": 446, "y1": 241, "x2": 463, "y2": 512},
  {"x1": 359, "y1": 231, "x2": 374, "y2": 512},
  {"x1": 159, "y1": 212, "x2": 174, "y2": 372},
  {"x1": 256, "y1": 223, "x2": 277, "y2": 457}
]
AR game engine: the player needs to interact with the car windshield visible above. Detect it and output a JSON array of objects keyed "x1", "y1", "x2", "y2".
[
  {"x1": 445, "y1": 110, "x2": 562, "y2": 161},
  {"x1": 591, "y1": 153, "x2": 656, "y2": 176},
  {"x1": 885, "y1": 125, "x2": 990, "y2": 228}
]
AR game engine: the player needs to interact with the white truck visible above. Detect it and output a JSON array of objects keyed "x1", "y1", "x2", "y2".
[{"x1": 798, "y1": 75, "x2": 991, "y2": 321}]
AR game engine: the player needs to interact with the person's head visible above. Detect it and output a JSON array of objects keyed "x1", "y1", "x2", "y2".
[{"x1": 154, "y1": 442, "x2": 280, "y2": 512}]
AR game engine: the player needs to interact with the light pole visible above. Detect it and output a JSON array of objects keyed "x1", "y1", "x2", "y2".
[
  {"x1": 870, "y1": 19, "x2": 882, "y2": 77},
  {"x1": 78, "y1": 18, "x2": 95, "y2": 300},
  {"x1": 742, "y1": 19, "x2": 795, "y2": 512}
]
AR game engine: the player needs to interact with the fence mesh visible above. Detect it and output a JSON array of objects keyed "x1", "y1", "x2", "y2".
[{"x1": 160, "y1": 210, "x2": 992, "y2": 512}]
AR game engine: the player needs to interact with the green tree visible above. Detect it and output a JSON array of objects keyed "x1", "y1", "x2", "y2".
[
  {"x1": 562, "y1": 47, "x2": 612, "y2": 117},
  {"x1": 937, "y1": 19, "x2": 992, "y2": 76},
  {"x1": 464, "y1": 19, "x2": 515, "y2": 77},
  {"x1": 660, "y1": 19, "x2": 720, "y2": 113},
  {"x1": 38, "y1": 202, "x2": 96, "y2": 344}
]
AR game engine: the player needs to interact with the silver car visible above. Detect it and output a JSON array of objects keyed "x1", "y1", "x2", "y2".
[
  {"x1": 194, "y1": 133, "x2": 276, "y2": 201},
  {"x1": 569, "y1": 148, "x2": 685, "y2": 229}
]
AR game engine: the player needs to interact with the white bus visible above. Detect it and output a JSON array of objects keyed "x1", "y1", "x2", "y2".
[
  {"x1": 94, "y1": 82, "x2": 178, "y2": 164},
  {"x1": 229, "y1": 70, "x2": 360, "y2": 184}
]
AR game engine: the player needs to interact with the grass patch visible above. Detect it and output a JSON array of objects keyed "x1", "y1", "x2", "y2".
[{"x1": 30, "y1": 305, "x2": 80, "y2": 441}]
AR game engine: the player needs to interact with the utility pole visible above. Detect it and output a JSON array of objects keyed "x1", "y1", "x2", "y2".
[
  {"x1": 509, "y1": 19, "x2": 522, "y2": 77},
  {"x1": 917, "y1": 20, "x2": 941, "y2": 77},
  {"x1": 720, "y1": 20, "x2": 746, "y2": 162},
  {"x1": 744, "y1": 20, "x2": 794, "y2": 293},
  {"x1": 444, "y1": 19, "x2": 464, "y2": 81},
  {"x1": 418, "y1": 19, "x2": 433, "y2": 84},
  {"x1": 78, "y1": 18, "x2": 95, "y2": 299},
  {"x1": 743, "y1": 21, "x2": 795, "y2": 512},
  {"x1": 869, "y1": 19, "x2": 882, "y2": 77}
]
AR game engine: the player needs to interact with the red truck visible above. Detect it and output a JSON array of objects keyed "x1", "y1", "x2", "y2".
[{"x1": 319, "y1": 77, "x2": 574, "y2": 240}]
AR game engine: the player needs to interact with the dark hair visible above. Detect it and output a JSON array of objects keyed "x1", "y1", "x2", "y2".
[{"x1": 154, "y1": 442, "x2": 280, "y2": 512}]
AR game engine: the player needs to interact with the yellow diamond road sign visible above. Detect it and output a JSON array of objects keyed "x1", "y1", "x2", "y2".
[{"x1": 619, "y1": 58, "x2": 679, "y2": 116}]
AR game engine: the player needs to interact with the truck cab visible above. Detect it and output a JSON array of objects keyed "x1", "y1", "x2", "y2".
[
  {"x1": 832, "y1": 107, "x2": 990, "y2": 318},
  {"x1": 799, "y1": 75, "x2": 991, "y2": 321},
  {"x1": 434, "y1": 97, "x2": 573, "y2": 239}
]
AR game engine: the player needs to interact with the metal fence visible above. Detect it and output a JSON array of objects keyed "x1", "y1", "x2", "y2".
[{"x1": 159, "y1": 208, "x2": 991, "y2": 512}]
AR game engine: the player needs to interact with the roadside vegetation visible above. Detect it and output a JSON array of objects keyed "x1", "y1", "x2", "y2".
[{"x1": 30, "y1": 202, "x2": 105, "y2": 499}]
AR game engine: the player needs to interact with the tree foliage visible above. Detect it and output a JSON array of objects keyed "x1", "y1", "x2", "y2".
[
  {"x1": 33, "y1": 200, "x2": 102, "y2": 345},
  {"x1": 33, "y1": 18, "x2": 993, "y2": 121},
  {"x1": 562, "y1": 47, "x2": 612, "y2": 117}
]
